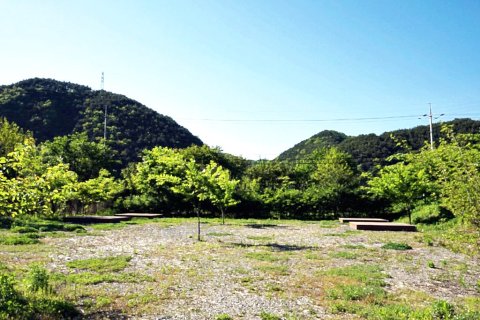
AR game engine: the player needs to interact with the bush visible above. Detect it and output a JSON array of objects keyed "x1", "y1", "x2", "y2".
[
  {"x1": 412, "y1": 204, "x2": 454, "y2": 224},
  {"x1": 381, "y1": 242, "x2": 412, "y2": 250},
  {"x1": 0, "y1": 273, "x2": 29, "y2": 318}
]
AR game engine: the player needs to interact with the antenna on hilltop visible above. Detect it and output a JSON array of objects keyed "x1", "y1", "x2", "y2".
[{"x1": 101, "y1": 72, "x2": 104, "y2": 91}]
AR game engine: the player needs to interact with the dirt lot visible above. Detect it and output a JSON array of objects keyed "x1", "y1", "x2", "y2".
[{"x1": 1, "y1": 218, "x2": 479, "y2": 319}]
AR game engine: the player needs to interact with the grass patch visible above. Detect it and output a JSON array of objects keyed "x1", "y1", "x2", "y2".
[
  {"x1": 64, "y1": 271, "x2": 154, "y2": 285},
  {"x1": 66, "y1": 256, "x2": 132, "y2": 272},
  {"x1": 246, "y1": 251, "x2": 282, "y2": 262},
  {"x1": 247, "y1": 235, "x2": 275, "y2": 241},
  {"x1": 381, "y1": 242, "x2": 412, "y2": 250},
  {"x1": 207, "y1": 232, "x2": 233, "y2": 237},
  {"x1": 342, "y1": 244, "x2": 366, "y2": 249},
  {"x1": 329, "y1": 251, "x2": 358, "y2": 259},
  {"x1": 0, "y1": 233, "x2": 41, "y2": 245},
  {"x1": 325, "y1": 230, "x2": 362, "y2": 237},
  {"x1": 255, "y1": 264, "x2": 290, "y2": 276}
]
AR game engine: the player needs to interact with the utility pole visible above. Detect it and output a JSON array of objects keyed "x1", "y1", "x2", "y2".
[
  {"x1": 101, "y1": 72, "x2": 107, "y2": 142},
  {"x1": 421, "y1": 103, "x2": 444, "y2": 150}
]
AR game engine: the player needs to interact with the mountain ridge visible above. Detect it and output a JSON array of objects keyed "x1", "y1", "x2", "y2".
[{"x1": 0, "y1": 78, "x2": 203, "y2": 166}]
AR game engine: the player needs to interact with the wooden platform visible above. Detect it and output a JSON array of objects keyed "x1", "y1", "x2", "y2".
[
  {"x1": 349, "y1": 222, "x2": 417, "y2": 232},
  {"x1": 115, "y1": 213, "x2": 163, "y2": 219},
  {"x1": 339, "y1": 217, "x2": 389, "y2": 223},
  {"x1": 63, "y1": 215, "x2": 131, "y2": 224}
]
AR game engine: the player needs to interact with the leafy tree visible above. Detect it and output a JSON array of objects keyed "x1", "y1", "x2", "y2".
[
  {"x1": 41, "y1": 132, "x2": 117, "y2": 180},
  {"x1": 365, "y1": 156, "x2": 434, "y2": 224},
  {"x1": 0, "y1": 118, "x2": 31, "y2": 157},
  {"x1": 202, "y1": 161, "x2": 240, "y2": 224}
]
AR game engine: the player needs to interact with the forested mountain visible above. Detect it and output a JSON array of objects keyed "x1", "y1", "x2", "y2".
[
  {"x1": 278, "y1": 118, "x2": 480, "y2": 171},
  {"x1": 0, "y1": 78, "x2": 202, "y2": 166}
]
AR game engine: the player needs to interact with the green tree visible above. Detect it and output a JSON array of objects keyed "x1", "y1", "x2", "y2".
[
  {"x1": 0, "y1": 118, "x2": 31, "y2": 157},
  {"x1": 41, "y1": 132, "x2": 117, "y2": 181},
  {"x1": 202, "y1": 161, "x2": 240, "y2": 224}
]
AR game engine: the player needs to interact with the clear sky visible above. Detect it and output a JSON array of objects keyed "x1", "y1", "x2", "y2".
[{"x1": 1, "y1": 0, "x2": 479, "y2": 159}]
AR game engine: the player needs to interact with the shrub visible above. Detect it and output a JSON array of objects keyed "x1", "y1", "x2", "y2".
[
  {"x1": 0, "y1": 273, "x2": 29, "y2": 318},
  {"x1": 381, "y1": 242, "x2": 412, "y2": 250},
  {"x1": 25, "y1": 264, "x2": 51, "y2": 294}
]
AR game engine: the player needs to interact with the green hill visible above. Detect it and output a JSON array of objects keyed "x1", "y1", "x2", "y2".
[
  {"x1": 0, "y1": 78, "x2": 202, "y2": 166},
  {"x1": 278, "y1": 118, "x2": 480, "y2": 171}
]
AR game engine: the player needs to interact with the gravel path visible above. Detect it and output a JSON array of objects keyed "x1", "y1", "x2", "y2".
[{"x1": 42, "y1": 220, "x2": 480, "y2": 319}]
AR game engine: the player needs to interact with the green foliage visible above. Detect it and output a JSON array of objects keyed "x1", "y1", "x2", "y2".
[
  {"x1": 41, "y1": 132, "x2": 118, "y2": 180},
  {"x1": 0, "y1": 269, "x2": 78, "y2": 319},
  {"x1": 0, "y1": 273, "x2": 29, "y2": 318},
  {"x1": 0, "y1": 233, "x2": 41, "y2": 245},
  {"x1": 0, "y1": 118, "x2": 31, "y2": 158},
  {"x1": 381, "y1": 242, "x2": 412, "y2": 250},
  {"x1": 66, "y1": 255, "x2": 132, "y2": 272},
  {"x1": 259, "y1": 311, "x2": 282, "y2": 320},
  {"x1": 24, "y1": 264, "x2": 50, "y2": 294},
  {"x1": 215, "y1": 314, "x2": 234, "y2": 320}
]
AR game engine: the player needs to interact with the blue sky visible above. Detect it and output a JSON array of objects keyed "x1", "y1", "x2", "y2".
[{"x1": 1, "y1": 0, "x2": 479, "y2": 159}]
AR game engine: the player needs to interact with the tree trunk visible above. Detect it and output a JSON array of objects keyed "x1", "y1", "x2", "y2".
[{"x1": 221, "y1": 208, "x2": 225, "y2": 225}]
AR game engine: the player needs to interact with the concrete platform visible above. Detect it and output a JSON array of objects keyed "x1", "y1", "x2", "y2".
[
  {"x1": 115, "y1": 213, "x2": 163, "y2": 219},
  {"x1": 63, "y1": 215, "x2": 131, "y2": 224},
  {"x1": 349, "y1": 222, "x2": 417, "y2": 232},
  {"x1": 339, "y1": 217, "x2": 389, "y2": 223}
]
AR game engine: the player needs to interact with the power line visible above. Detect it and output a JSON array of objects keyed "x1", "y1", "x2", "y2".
[{"x1": 180, "y1": 112, "x2": 479, "y2": 123}]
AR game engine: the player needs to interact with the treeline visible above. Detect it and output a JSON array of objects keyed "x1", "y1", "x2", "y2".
[
  {"x1": 0, "y1": 116, "x2": 479, "y2": 250},
  {"x1": 278, "y1": 118, "x2": 480, "y2": 171}
]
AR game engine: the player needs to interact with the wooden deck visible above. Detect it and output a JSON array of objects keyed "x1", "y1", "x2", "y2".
[
  {"x1": 115, "y1": 213, "x2": 163, "y2": 219},
  {"x1": 339, "y1": 217, "x2": 389, "y2": 223},
  {"x1": 349, "y1": 222, "x2": 417, "y2": 232},
  {"x1": 63, "y1": 215, "x2": 131, "y2": 224}
]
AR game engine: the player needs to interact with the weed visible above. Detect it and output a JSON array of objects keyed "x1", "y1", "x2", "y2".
[
  {"x1": 216, "y1": 314, "x2": 234, "y2": 320},
  {"x1": 246, "y1": 251, "x2": 281, "y2": 262},
  {"x1": 256, "y1": 264, "x2": 290, "y2": 276},
  {"x1": 342, "y1": 244, "x2": 365, "y2": 249},
  {"x1": 25, "y1": 264, "x2": 51, "y2": 294},
  {"x1": 329, "y1": 251, "x2": 358, "y2": 259},
  {"x1": 325, "y1": 230, "x2": 361, "y2": 237},
  {"x1": 207, "y1": 232, "x2": 233, "y2": 237},
  {"x1": 260, "y1": 311, "x2": 281, "y2": 320},
  {"x1": 66, "y1": 255, "x2": 132, "y2": 272},
  {"x1": 381, "y1": 242, "x2": 412, "y2": 250},
  {"x1": 427, "y1": 261, "x2": 436, "y2": 268},
  {"x1": 321, "y1": 264, "x2": 386, "y2": 287},
  {"x1": 247, "y1": 235, "x2": 274, "y2": 241},
  {"x1": 327, "y1": 284, "x2": 386, "y2": 301}
]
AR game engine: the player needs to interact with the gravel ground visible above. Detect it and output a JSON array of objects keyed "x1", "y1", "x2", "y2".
[{"x1": 41, "y1": 220, "x2": 480, "y2": 319}]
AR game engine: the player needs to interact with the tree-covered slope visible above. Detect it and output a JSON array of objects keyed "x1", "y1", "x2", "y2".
[
  {"x1": 0, "y1": 78, "x2": 202, "y2": 165},
  {"x1": 277, "y1": 130, "x2": 348, "y2": 161},
  {"x1": 278, "y1": 118, "x2": 480, "y2": 171}
]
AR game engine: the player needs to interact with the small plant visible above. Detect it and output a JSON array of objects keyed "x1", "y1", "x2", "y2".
[
  {"x1": 431, "y1": 300, "x2": 455, "y2": 319},
  {"x1": 427, "y1": 261, "x2": 436, "y2": 268},
  {"x1": 216, "y1": 314, "x2": 234, "y2": 320},
  {"x1": 260, "y1": 311, "x2": 281, "y2": 320},
  {"x1": 0, "y1": 273, "x2": 29, "y2": 318},
  {"x1": 329, "y1": 251, "x2": 358, "y2": 259},
  {"x1": 381, "y1": 242, "x2": 412, "y2": 250},
  {"x1": 25, "y1": 264, "x2": 51, "y2": 294},
  {"x1": 245, "y1": 251, "x2": 280, "y2": 262}
]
